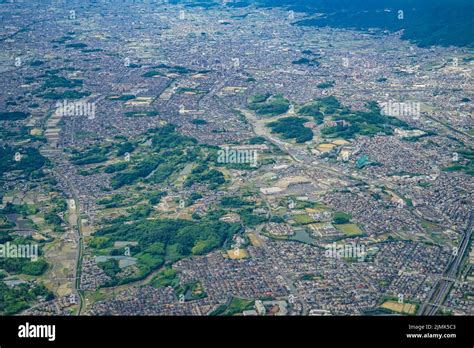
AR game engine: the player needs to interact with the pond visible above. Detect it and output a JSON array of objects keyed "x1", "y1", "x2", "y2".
[{"x1": 290, "y1": 228, "x2": 316, "y2": 245}]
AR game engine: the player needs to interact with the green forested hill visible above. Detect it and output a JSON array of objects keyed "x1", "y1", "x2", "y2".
[{"x1": 254, "y1": 0, "x2": 474, "y2": 48}]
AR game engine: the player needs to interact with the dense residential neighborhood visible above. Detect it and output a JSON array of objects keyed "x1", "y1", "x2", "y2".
[{"x1": 0, "y1": 0, "x2": 472, "y2": 320}]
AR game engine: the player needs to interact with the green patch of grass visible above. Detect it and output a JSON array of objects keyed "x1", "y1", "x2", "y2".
[
  {"x1": 334, "y1": 223, "x2": 364, "y2": 236},
  {"x1": 332, "y1": 211, "x2": 351, "y2": 224},
  {"x1": 107, "y1": 94, "x2": 136, "y2": 101},
  {"x1": 150, "y1": 267, "x2": 179, "y2": 289},
  {"x1": 177, "y1": 87, "x2": 208, "y2": 94},
  {"x1": 210, "y1": 297, "x2": 255, "y2": 316},
  {"x1": 292, "y1": 214, "x2": 314, "y2": 225}
]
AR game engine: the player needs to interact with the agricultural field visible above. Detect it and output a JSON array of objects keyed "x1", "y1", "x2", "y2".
[{"x1": 380, "y1": 301, "x2": 417, "y2": 315}]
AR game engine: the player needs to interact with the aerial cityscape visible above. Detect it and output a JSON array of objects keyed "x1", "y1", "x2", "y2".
[{"x1": 0, "y1": 0, "x2": 473, "y2": 319}]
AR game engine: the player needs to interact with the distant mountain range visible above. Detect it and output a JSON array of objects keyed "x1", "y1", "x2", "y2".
[{"x1": 251, "y1": 0, "x2": 474, "y2": 48}]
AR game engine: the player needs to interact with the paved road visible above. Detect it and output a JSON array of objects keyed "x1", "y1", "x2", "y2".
[{"x1": 418, "y1": 212, "x2": 473, "y2": 315}]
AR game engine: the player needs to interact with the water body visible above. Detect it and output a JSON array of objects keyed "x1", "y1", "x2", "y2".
[{"x1": 290, "y1": 229, "x2": 316, "y2": 245}]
